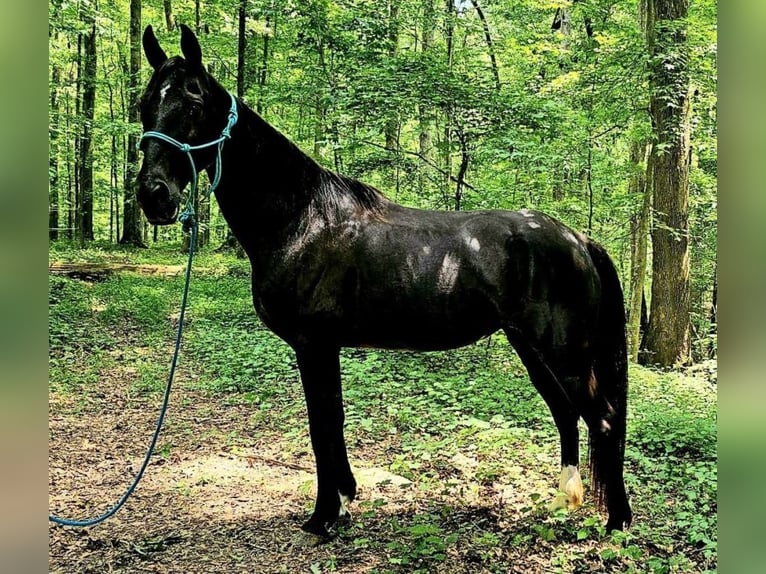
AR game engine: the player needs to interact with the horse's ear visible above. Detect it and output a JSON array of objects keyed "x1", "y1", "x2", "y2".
[
  {"x1": 142, "y1": 25, "x2": 167, "y2": 70},
  {"x1": 179, "y1": 24, "x2": 203, "y2": 69}
]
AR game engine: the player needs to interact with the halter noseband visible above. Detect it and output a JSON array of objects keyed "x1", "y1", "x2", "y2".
[{"x1": 138, "y1": 92, "x2": 239, "y2": 231}]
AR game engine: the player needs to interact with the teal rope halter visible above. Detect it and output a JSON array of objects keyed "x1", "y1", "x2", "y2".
[
  {"x1": 49, "y1": 93, "x2": 239, "y2": 528},
  {"x1": 138, "y1": 92, "x2": 239, "y2": 231}
]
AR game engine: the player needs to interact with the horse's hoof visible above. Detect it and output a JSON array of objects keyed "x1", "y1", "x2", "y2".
[
  {"x1": 605, "y1": 512, "x2": 632, "y2": 533},
  {"x1": 290, "y1": 529, "x2": 329, "y2": 548}
]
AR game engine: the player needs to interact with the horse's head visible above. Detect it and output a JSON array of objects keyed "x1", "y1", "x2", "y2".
[{"x1": 136, "y1": 24, "x2": 230, "y2": 225}]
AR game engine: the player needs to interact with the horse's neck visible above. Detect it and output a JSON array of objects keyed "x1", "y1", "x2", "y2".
[{"x1": 211, "y1": 105, "x2": 323, "y2": 255}]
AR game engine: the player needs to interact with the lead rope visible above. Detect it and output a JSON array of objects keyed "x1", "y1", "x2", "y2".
[{"x1": 49, "y1": 93, "x2": 238, "y2": 527}]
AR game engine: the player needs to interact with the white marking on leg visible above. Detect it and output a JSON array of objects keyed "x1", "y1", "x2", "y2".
[
  {"x1": 338, "y1": 492, "x2": 352, "y2": 518},
  {"x1": 437, "y1": 252, "x2": 460, "y2": 292},
  {"x1": 549, "y1": 465, "x2": 584, "y2": 511},
  {"x1": 560, "y1": 465, "x2": 584, "y2": 509}
]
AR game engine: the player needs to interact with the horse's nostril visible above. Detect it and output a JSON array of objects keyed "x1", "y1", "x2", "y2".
[{"x1": 151, "y1": 181, "x2": 171, "y2": 202}]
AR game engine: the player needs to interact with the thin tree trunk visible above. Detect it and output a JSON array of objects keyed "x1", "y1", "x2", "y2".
[
  {"x1": 384, "y1": 2, "x2": 400, "y2": 151},
  {"x1": 443, "y1": 0, "x2": 455, "y2": 196},
  {"x1": 642, "y1": 0, "x2": 692, "y2": 366},
  {"x1": 73, "y1": 28, "x2": 82, "y2": 241},
  {"x1": 627, "y1": 140, "x2": 651, "y2": 361},
  {"x1": 164, "y1": 0, "x2": 174, "y2": 31},
  {"x1": 418, "y1": 0, "x2": 435, "y2": 197},
  {"x1": 195, "y1": 0, "x2": 201, "y2": 34},
  {"x1": 469, "y1": 0, "x2": 500, "y2": 91},
  {"x1": 78, "y1": 6, "x2": 97, "y2": 243},
  {"x1": 707, "y1": 266, "x2": 717, "y2": 359},
  {"x1": 256, "y1": 10, "x2": 272, "y2": 115},
  {"x1": 454, "y1": 130, "x2": 470, "y2": 211},
  {"x1": 237, "y1": 0, "x2": 247, "y2": 99},
  {"x1": 120, "y1": 0, "x2": 146, "y2": 246},
  {"x1": 219, "y1": 0, "x2": 248, "y2": 256},
  {"x1": 49, "y1": 57, "x2": 61, "y2": 240},
  {"x1": 65, "y1": 72, "x2": 74, "y2": 240}
]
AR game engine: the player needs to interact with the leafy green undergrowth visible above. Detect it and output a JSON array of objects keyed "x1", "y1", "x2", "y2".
[{"x1": 49, "y1": 247, "x2": 717, "y2": 571}]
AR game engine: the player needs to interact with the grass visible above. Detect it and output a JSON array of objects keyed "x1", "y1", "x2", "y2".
[{"x1": 49, "y1": 244, "x2": 717, "y2": 573}]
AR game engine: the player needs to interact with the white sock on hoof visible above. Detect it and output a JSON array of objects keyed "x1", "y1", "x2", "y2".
[
  {"x1": 549, "y1": 465, "x2": 584, "y2": 511},
  {"x1": 338, "y1": 492, "x2": 352, "y2": 518},
  {"x1": 560, "y1": 465, "x2": 584, "y2": 508}
]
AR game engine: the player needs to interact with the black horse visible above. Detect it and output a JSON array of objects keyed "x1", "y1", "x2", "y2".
[{"x1": 136, "y1": 25, "x2": 631, "y2": 538}]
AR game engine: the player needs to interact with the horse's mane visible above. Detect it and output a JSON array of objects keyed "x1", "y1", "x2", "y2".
[{"x1": 316, "y1": 171, "x2": 388, "y2": 219}]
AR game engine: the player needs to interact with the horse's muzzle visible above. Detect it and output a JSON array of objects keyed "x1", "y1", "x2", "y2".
[{"x1": 137, "y1": 179, "x2": 180, "y2": 225}]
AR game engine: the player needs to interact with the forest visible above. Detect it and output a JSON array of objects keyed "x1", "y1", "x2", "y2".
[{"x1": 49, "y1": 0, "x2": 717, "y2": 572}]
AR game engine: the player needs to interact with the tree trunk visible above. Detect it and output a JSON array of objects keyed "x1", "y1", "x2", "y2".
[
  {"x1": 642, "y1": 0, "x2": 691, "y2": 366},
  {"x1": 237, "y1": 0, "x2": 247, "y2": 100},
  {"x1": 443, "y1": 0, "x2": 456, "y2": 197},
  {"x1": 164, "y1": 0, "x2": 174, "y2": 31},
  {"x1": 707, "y1": 266, "x2": 717, "y2": 359},
  {"x1": 78, "y1": 7, "x2": 97, "y2": 243},
  {"x1": 256, "y1": 13, "x2": 270, "y2": 115},
  {"x1": 218, "y1": 0, "x2": 248, "y2": 256},
  {"x1": 384, "y1": 2, "x2": 400, "y2": 152},
  {"x1": 120, "y1": 0, "x2": 146, "y2": 246},
  {"x1": 454, "y1": 131, "x2": 470, "y2": 211},
  {"x1": 627, "y1": 139, "x2": 651, "y2": 361},
  {"x1": 49, "y1": 56, "x2": 61, "y2": 240},
  {"x1": 469, "y1": 0, "x2": 500, "y2": 91},
  {"x1": 418, "y1": 0, "x2": 435, "y2": 197}
]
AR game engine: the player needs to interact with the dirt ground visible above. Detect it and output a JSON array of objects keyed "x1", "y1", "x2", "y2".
[{"x1": 49, "y1": 369, "x2": 597, "y2": 574}]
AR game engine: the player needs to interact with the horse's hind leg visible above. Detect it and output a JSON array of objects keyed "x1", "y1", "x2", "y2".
[
  {"x1": 545, "y1": 359, "x2": 631, "y2": 531},
  {"x1": 295, "y1": 344, "x2": 357, "y2": 539},
  {"x1": 503, "y1": 329, "x2": 584, "y2": 511}
]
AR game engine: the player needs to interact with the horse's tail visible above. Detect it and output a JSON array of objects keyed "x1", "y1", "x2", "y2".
[{"x1": 586, "y1": 239, "x2": 631, "y2": 528}]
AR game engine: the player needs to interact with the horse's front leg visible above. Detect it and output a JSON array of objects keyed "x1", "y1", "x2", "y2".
[{"x1": 295, "y1": 344, "x2": 357, "y2": 538}]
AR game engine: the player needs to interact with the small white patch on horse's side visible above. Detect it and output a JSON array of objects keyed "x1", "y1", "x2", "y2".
[
  {"x1": 338, "y1": 492, "x2": 352, "y2": 518},
  {"x1": 520, "y1": 208, "x2": 535, "y2": 218},
  {"x1": 466, "y1": 237, "x2": 481, "y2": 251},
  {"x1": 422, "y1": 245, "x2": 432, "y2": 255},
  {"x1": 437, "y1": 252, "x2": 460, "y2": 292},
  {"x1": 527, "y1": 221, "x2": 541, "y2": 229},
  {"x1": 563, "y1": 230, "x2": 580, "y2": 246},
  {"x1": 159, "y1": 83, "x2": 171, "y2": 104}
]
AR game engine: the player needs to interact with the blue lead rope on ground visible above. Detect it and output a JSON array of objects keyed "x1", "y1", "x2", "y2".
[
  {"x1": 49, "y1": 223, "x2": 197, "y2": 527},
  {"x1": 49, "y1": 93, "x2": 238, "y2": 527}
]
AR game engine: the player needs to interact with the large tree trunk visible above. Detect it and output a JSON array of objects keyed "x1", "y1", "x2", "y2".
[
  {"x1": 627, "y1": 139, "x2": 651, "y2": 361},
  {"x1": 642, "y1": 0, "x2": 691, "y2": 366},
  {"x1": 120, "y1": 0, "x2": 146, "y2": 246},
  {"x1": 78, "y1": 7, "x2": 97, "y2": 243}
]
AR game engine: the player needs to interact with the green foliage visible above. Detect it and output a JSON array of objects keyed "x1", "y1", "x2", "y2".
[{"x1": 49, "y1": 0, "x2": 717, "y2": 358}]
